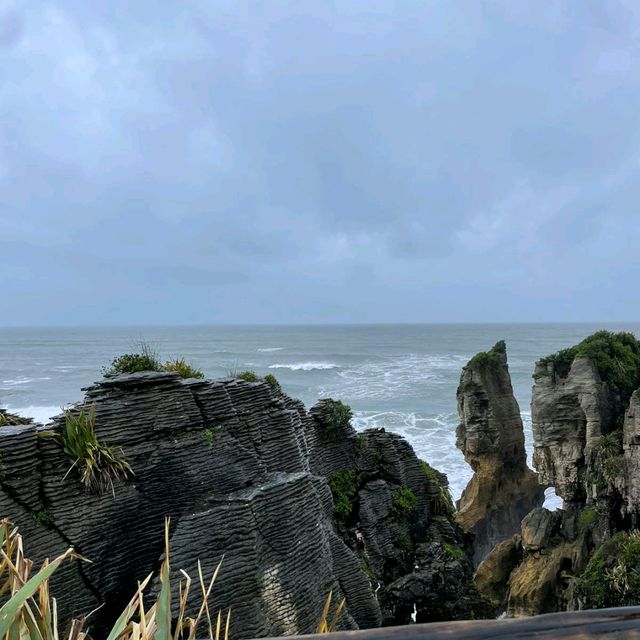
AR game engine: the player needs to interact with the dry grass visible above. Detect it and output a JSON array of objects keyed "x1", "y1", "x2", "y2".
[
  {"x1": 0, "y1": 518, "x2": 228, "y2": 640},
  {"x1": 316, "y1": 591, "x2": 345, "y2": 634}
]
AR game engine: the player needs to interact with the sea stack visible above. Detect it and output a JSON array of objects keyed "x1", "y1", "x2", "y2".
[{"x1": 455, "y1": 341, "x2": 544, "y2": 565}]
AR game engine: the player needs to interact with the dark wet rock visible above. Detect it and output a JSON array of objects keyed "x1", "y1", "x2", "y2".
[{"x1": 0, "y1": 372, "x2": 490, "y2": 637}]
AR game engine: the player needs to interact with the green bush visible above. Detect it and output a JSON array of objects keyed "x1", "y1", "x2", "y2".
[
  {"x1": 468, "y1": 340, "x2": 506, "y2": 372},
  {"x1": 103, "y1": 343, "x2": 163, "y2": 376},
  {"x1": 328, "y1": 470, "x2": 359, "y2": 528},
  {"x1": 578, "y1": 508, "x2": 598, "y2": 529},
  {"x1": 321, "y1": 399, "x2": 353, "y2": 438},
  {"x1": 163, "y1": 358, "x2": 204, "y2": 379},
  {"x1": 263, "y1": 373, "x2": 282, "y2": 393},
  {"x1": 392, "y1": 485, "x2": 417, "y2": 518},
  {"x1": 538, "y1": 331, "x2": 640, "y2": 404},
  {"x1": 103, "y1": 343, "x2": 204, "y2": 380},
  {"x1": 203, "y1": 428, "x2": 215, "y2": 446},
  {"x1": 575, "y1": 531, "x2": 640, "y2": 608},
  {"x1": 238, "y1": 370, "x2": 260, "y2": 382},
  {"x1": 31, "y1": 509, "x2": 53, "y2": 527},
  {"x1": 442, "y1": 541, "x2": 465, "y2": 561}
]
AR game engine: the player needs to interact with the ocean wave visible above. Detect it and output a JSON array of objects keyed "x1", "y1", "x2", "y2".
[
  {"x1": 1, "y1": 376, "x2": 51, "y2": 388},
  {"x1": 269, "y1": 362, "x2": 339, "y2": 371},
  {"x1": 318, "y1": 354, "x2": 469, "y2": 400},
  {"x1": 257, "y1": 347, "x2": 284, "y2": 352}
]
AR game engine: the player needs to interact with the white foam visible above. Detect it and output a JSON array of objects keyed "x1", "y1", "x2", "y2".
[
  {"x1": 269, "y1": 362, "x2": 339, "y2": 371},
  {"x1": 543, "y1": 487, "x2": 563, "y2": 511},
  {"x1": 257, "y1": 347, "x2": 284, "y2": 352},
  {"x1": 5, "y1": 405, "x2": 61, "y2": 425},
  {"x1": 1, "y1": 376, "x2": 51, "y2": 387},
  {"x1": 318, "y1": 354, "x2": 469, "y2": 400}
]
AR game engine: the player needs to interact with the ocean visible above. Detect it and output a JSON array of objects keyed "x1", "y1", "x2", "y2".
[{"x1": 2, "y1": 323, "x2": 638, "y2": 502}]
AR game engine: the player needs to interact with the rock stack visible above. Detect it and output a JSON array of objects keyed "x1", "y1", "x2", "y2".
[{"x1": 455, "y1": 341, "x2": 544, "y2": 565}]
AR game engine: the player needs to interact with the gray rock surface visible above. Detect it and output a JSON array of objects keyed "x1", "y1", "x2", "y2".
[
  {"x1": 456, "y1": 341, "x2": 544, "y2": 565},
  {"x1": 532, "y1": 357, "x2": 612, "y2": 505},
  {"x1": 0, "y1": 372, "x2": 489, "y2": 636}
]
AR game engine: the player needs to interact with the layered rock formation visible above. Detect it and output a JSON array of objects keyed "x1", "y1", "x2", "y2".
[
  {"x1": 0, "y1": 372, "x2": 489, "y2": 637},
  {"x1": 455, "y1": 341, "x2": 544, "y2": 565},
  {"x1": 474, "y1": 331, "x2": 640, "y2": 616}
]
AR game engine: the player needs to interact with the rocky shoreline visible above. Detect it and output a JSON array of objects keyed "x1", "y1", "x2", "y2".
[{"x1": 2, "y1": 331, "x2": 640, "y2": 636}]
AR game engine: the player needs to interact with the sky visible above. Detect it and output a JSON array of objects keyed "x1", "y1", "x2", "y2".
[{"x1": 2, "y1": 1, "x2": 640, "y2": 325}]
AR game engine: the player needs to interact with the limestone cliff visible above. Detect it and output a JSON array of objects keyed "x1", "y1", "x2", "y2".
[
  {"x1": 0, "y1": 372, "x2": 488, "y2": 638},
  {"x1": 455, "y1": 341, "x2": 544, "y2": 565},
  {"x1": 474, "y1": 331, "x2": 640, "y2": 617}
]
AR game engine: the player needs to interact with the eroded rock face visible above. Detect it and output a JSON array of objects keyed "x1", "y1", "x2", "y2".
[
  {"x1": 532, "y1": 357, "x2": 613, "y2": 506},
  {"x1": 623, "y1": 390, "x2": 640, "y2": 525},
  {"x1": 0, "y1": 373, "x2": 489, "y2": 637},
  {"x1": 306, "y1": 403, "x2": 492, "y2": 625},
  {"x1": 456, "y1": 341, "x2": 544, "y2": 565}
]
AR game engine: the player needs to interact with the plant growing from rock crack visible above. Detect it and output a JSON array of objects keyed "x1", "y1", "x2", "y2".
[
  {"x1": 0, "y1": 517, "x2": 229, "y2": 640},
  {"x1": 31, "y1": 509, "x2": 54, "y2": 527},
  {"x1": 442, "y1": 541, "x2": 465, "y2": 562},
  {"x1": 392, "y1": 485, "x2": 417, "y2": 519},
  {"x1": 328, "y1": 470, "x2": 359, "y2": 529},
  {"x1": 203, "y1": 427, "x2": 216, "y2": 446},
  {"x1": 576, "y1": 531, "x2": 640, "y2": 608},
  {"x1": 41, "y1": 405, "x2": 134, "y2": 496}
]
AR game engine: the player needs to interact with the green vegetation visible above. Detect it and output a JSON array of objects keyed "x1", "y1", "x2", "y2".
[
  {"x1": 578, "y1": 508, "x2": 598, "y2": 529},
  {"x1": 537, "y1": 332, "x2": 640, "y2": 408},
  {"x1": 442, "y1": 541, "x2": 465, "y2": 562},
  {"x1": 392, "y1": 485, "x2": 417, "y2": 518},
  {"x1": 422, "y1": 460, "x2": 455, "y2": 516},
  {"x1": 203, "y1": 427, "x2": 216, "y2": 446},
  {"x1": 354, "y1": 435, "x2": 367, "y2": 456},
  {"x1": 321, "y1": 399, "x2": 353, "y2": 438},
  {"x1": 238, "y1": 370, "x2": 260, "y2": 382},
  {"x1": 0, "y1": 517, "x2": 230, "y2": 640},
  {"x1": 575, "y1": 531, "x2": 640, "y2": 608},
  {"x1": 103, "y1": 343, "x2": 204, "y2": 379},
  {"x1": 603, "y1": 455, "x2": 625, "y2": 481},
  {"x1": 163, "y1": 358, "x2": 204, "y2": 379},
  {"x1": 328, "y1": 470, "x2": 359, "y2": 528},
  {"x1": 41, "y1": 405, "x2": 133, "y2": 495},
  {"x1": 468, "y1": 340, "x2": 506, "y2": 372},
  {"x1": 264, "y1": 373, "x2": 282, "y2": 393},
  {"x1": 31, "y1": 509, "x2": 54, "y2": 527},
  {"x1": 393, "y1": 536, "x2": 413, "y2": 552}
]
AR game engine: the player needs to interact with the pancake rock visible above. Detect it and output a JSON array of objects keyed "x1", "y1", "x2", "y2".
[
  {"x1": 455, "y1": 341, "x2": 544, "y2": 565},
  {"x1": 0, "y1": 372, "x2": 489, "y2": 637},
  {"x1": 475, "y1": 332, "x2": 640, "y2": 617}
]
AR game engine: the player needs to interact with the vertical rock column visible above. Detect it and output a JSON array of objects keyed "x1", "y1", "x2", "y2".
[{"x1": 456, "y1": 341, "x2": 544, "y2": 565}]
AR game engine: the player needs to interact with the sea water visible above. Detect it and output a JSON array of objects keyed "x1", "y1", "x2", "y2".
[{"x1": 2, "y1": 323, "x2": 638, "y2": 502}]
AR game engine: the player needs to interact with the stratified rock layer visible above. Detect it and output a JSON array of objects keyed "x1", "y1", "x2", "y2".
[
  {"x1": 456, "y1": 341, "x2": 544, "y2": 565},
  {"x1": 0, "y1": 372, "x2": 489, "y2": 637}
]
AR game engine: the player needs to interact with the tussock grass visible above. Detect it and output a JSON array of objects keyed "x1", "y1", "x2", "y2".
[
  {"x1": 103, "y1": 342, "x2": 204, "y2": 380},
  {"x1": 41, "y1": 406, "x2": 133, "y2": 496},
  {"x1": 0, "y1": 518, "x2": 229, "y2": 640}
]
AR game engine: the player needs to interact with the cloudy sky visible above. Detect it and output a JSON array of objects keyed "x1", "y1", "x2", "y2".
[{"x1": 2, "y1": 1, "x2": 640, "y2": 325}]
